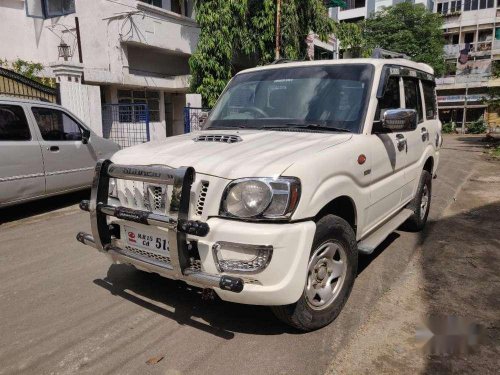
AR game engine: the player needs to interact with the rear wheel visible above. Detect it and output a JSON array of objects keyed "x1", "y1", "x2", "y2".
[
  {"x1": 403, "y1": 170, "x2": 432, "y2": 231},
  {"x1": 271, "y1": 215, "x2": 358, "y2": 331}
]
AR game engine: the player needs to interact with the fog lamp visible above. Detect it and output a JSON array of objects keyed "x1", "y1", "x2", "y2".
[{"x1": 213, "y1": 241, "x2": 273, "y2": 273}]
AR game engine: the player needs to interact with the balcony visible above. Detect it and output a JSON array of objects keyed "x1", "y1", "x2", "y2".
[
  {"x1": 443, "y1": 41, "x2": 495, "y2": 57},
  {"x1": 436, "y1": 73, "x2": 490, "y2": 87},
  {"x1": 120, "y1": 1, "x2": 200, "y2": 56}
]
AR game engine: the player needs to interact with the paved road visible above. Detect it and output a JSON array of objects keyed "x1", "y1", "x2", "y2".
[{"x1": 0, "y1": 136, "x2": 484, "y2": 375}]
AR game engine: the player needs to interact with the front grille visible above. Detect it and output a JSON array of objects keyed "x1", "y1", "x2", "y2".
[
  {"x1": 124, "y1": 245, "x2": 171, "y2": 264},
  {"x1": 193, "y1": 134, "x2": 242, "y2": 143},
  {"x1": 117, "y1": 180, "x2": 168, "y2": 214},
  {"x1": 196, "y1": 181, "x2": 209, "y2": 216},
  {"x1": 144, "y1": 184, "x2": 167, "y2": 213}
]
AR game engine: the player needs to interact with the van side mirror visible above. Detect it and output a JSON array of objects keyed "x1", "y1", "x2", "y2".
[
  {"x1": 82, "y1": 129, "x2": 91, "y2": 144},
  {"x1": 382, "y1": 109, "x2": 417, "y2": 132}
]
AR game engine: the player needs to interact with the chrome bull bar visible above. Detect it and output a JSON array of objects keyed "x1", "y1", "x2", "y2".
[{"x1": 76, "y1": 159, "x2": 244, "y2": 293}]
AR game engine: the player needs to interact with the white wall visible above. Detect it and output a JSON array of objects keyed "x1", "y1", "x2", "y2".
[{"x1": 0, "y1": 0, "x2": 199, "y2": 91}]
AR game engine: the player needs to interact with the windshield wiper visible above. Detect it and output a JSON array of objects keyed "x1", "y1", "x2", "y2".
[{"x1": 261, "y1": 123, "x2": 351, "y2": 133}]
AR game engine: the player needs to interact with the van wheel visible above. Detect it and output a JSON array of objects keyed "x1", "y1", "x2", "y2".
[
  {"x1": 271, "y1": 215, "x2": 357, "y2": 331},
  {"x1": 403, "y1": 170, "x2": 432, "y2": 232}
]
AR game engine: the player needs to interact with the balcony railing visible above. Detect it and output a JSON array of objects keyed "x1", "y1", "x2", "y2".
[
  {"x1": 443, "y1": 41, "x2": 495, "y2": 56},
  {"x1": 436, "y1": 73, "x2": 490, "y2": 86}
]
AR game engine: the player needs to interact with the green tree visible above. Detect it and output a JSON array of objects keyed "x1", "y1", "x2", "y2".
[
  {"x1": 189, "y1": 0, "x2": 335, "y2": 107},
  {"x1": 363, "y1": 3, "x2": 445, "y2": 74}
]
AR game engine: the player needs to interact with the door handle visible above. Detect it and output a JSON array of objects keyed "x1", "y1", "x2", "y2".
[
  {"x1": 396, "y1": 134, "x2": 407, "y2": 152},
  {"x1": 47, "y1": 146, "x2": 59, "y2": 152},
  {"x1": 421, "y1": 127, "x2": 429, "y2": 142}
]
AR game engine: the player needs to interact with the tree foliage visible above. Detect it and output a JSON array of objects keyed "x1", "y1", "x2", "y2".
[
  {"x1": 189, "y1": 0, "x2": 334, "y2": 107},
  {"x1": 0, "y1": 58, "x2": 55, "y2": 87},
  {"x1": 362, "y1": 3, "x2": 445, "y2": 74}
]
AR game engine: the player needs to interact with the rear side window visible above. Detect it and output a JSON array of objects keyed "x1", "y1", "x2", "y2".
[
  {"x1": 422, "y1": 81, "x2": 437, "y2": 120},
  {"x1": 32, "y1": 107, "x2": 82, "y2": 141},
  {"x1": 0, "y1": 104, "x2": 31, "y2": 141},
  {"x1": 403, "y1": 77, "x2": 423, "y2": 124},
  {"x1": 376, "y1": 76, "x2": 400, "y2": 121}
]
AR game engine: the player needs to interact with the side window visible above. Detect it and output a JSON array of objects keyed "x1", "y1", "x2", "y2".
[
  {"x1": 422, "y1": 81, "x2": 437, "y2": 120},
  {"x1": 376, "y1": 76, "x2": 400, "y2": 121},
  {"x1": 32, "y1": 107, "x2": 83, "y2": 141},
  {"x1": 403, "y1": 77, "x2": 423, "y2": 124},
  {"x1": 0, "y1": 105, "x2": 31, "y2": 141}
]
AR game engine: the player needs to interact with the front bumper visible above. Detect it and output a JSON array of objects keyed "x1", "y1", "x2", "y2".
[{"x1": 76, "y1": 160, "x2": 316, "y2": 306}]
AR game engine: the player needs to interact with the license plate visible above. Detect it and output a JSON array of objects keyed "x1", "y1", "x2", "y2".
[{"x1": 124, "y1": 226, "x2": 169, "y2": 254}]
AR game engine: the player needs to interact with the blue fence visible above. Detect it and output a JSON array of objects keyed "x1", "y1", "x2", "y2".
[
  {"x1": 184, "y1": 107, "x2": 210, "y2": 133},
  {"x1": 102, "y1": 103, "x2": 150, "y2": 148}
]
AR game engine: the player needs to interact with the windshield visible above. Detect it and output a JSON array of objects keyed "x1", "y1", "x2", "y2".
[{"x1": 204, "y1": 64, "x2": 374, "y2": 133}]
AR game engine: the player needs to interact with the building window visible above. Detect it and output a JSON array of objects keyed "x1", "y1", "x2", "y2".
[
  {"x1": 139, "y1": 0, "x2": 162, "y2": 8},
  {"x1": 314, "y1": 46, "x2": 334, "y2": 60},
  {"x1": 341, "y1": 0, "x2": 366, "y2": 11},
  {"x1": 26, "y1": 0, "x2": 75, "y2": 19},
  {"x1": 118, "y1": 90, "x2": 160, "y2": 122}
]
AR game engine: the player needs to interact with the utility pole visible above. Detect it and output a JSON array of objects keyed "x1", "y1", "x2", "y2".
[
  {"x1": 275, "y1": 0, "x2": 281, "y2": 60},
  {"x1": 461, "y1": 75, "x2": 468, "y2": 134}
]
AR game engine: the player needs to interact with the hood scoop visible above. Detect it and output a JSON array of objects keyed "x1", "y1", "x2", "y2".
[{"x1": 193, "y1": 134, "x2": 242, "y2": 144}]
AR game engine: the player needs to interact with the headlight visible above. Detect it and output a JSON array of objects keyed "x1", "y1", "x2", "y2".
[
  {"x1": 108, "y1": 178, "x2": 118, "y2": 198},
  {"x1": 220, "y1": 177, "x2": 300, "y2": 220}
]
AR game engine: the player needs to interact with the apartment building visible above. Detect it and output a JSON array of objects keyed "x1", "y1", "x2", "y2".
[
  {"x1": 436, "y1": 1, "x2": 500, "y2": 127},
  {"x1": 0, "y1": 0, "x2": 200, "y2": 144},
  {"x1": 329, "y1": 0, "x2": 431, "y2": 22}
]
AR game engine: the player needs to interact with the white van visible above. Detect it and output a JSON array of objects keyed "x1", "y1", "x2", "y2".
[{"x1": 0, "y1": 97, "x2": 119, "y2": 207}]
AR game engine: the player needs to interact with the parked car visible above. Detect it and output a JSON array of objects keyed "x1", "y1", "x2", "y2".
[
  {"x1": 77, "y1": 58, "x2": 441, "y2": 331},
  {"x1": 0, "y1": 97, "x2": 120, "y2": 207}
]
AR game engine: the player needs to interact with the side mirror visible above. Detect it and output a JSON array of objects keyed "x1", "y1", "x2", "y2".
[
  {"x1": 382, "y1": 109, "x2": 417, "y2": 132},
  {"x1": 82, "y1": 129, "x2": 91, "y2": 144}
]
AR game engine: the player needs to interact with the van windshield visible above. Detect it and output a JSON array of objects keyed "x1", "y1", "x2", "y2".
[{"x1": 204, "y1": 64, "x2": 374, "y2": 133}]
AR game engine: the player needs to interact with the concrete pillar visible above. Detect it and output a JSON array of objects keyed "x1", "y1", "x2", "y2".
[{"x1": 50, "y1": 62, "x2": 103, "y2": 136}]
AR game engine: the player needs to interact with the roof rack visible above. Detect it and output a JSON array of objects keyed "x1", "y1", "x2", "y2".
[{"x1": 372, "y1": 48, "x2": 411, "y2": 60}]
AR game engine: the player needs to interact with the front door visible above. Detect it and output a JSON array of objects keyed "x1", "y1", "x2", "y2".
[
  {"x1": 365, "y1": 76, "x2": 408, "y2": 232},
  {"x1": 0, "y1": 103, "x2": 45, "y2": 204},
  {"x1": 30, "y1": 106, "x2": 96, "y2": 194}
]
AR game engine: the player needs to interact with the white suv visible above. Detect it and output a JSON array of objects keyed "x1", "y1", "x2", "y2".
[{"x1": 77, "y1": 58, "x2": 441, "y2": 331}]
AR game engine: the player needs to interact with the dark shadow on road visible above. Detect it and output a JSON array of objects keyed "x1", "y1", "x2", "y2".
[
  {"x1": 357, "y1": 232, "x2": 400, "y2": 275},
  {"x1": 93, "y1": 229, "x2": 406, "y2": 338},
  {"x1": 0, "y1": 189, "x2": 90, "y2": 225},
  {"x1": 418, "y1": 200, "x2": 500, "y2": 373},
  {"x1": 94, "y1": 264, "x2": 297, "y2": 339}
]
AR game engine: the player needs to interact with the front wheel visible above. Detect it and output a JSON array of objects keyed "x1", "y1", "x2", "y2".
[{"x1": 271, "y1": 215, "x2": 358, "y2": 331}]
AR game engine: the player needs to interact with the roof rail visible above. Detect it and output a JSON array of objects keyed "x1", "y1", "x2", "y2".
[{"x1": 372, "y1": 48, "x2": 411, "y2": 60}]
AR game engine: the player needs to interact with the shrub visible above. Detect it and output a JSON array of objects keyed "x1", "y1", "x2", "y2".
[
  {"x1": 467, "y1": 116, "x2": 487, "y2": 134},
  {"x1": 442, "y1": 122, "x2": 455, "y2": 134}
]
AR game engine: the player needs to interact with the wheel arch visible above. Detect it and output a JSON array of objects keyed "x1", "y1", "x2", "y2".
[
  {"x1": 314, "y1": 195, "x2": 357, "y2": 234},
  {"x1": 423, "y1": 156, "x2": 434, "y2": 174}
]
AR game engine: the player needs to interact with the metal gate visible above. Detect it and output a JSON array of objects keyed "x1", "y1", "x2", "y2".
[
  {"x1": 102, "y1": 104, "x2": 150, "y2": 148},
  {"x1": 0, "y1": 67, "x2": 59, "y2": 103},
  {"x1": 184, "y1": 107, "x2": 210, "y2": 133}
]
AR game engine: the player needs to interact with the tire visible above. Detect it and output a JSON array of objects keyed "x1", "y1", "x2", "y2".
[
  {"x1": 271, "y1": 215, "x2": 358, "y2": 332},
  {"x1": 403, "y1": 170, "x2": 432, "y2": 232}
]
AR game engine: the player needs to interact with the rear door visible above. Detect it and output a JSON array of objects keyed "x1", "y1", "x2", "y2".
[
  {"x1": 30, "y1": 106, "x2": 96, "y2": 194},
  {"x1": 0, "y1": 103, "x2": 45, "y2": 205},
  {"x1": 400, "y1": 76, "x2": 426, "y2": 202}
]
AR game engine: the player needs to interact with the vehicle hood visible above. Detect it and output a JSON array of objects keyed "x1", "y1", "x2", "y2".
[{"x1": 111, "y1": 130, "x2": 352, "y2": 180}]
